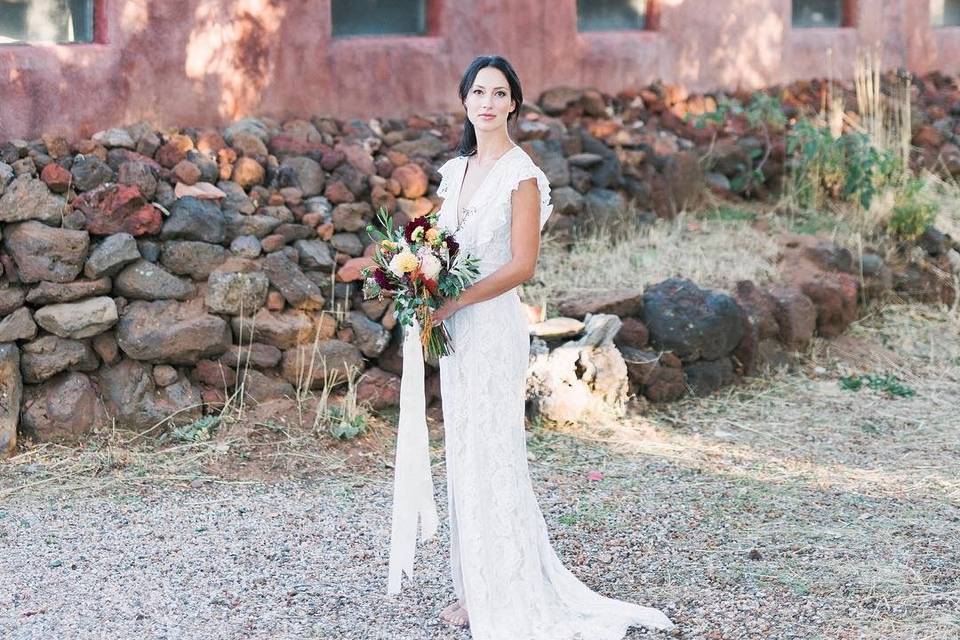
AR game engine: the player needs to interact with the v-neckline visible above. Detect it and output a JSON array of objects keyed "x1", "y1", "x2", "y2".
[{"x1": 453, "y1": 145, "x2": 520, "y2": 227}]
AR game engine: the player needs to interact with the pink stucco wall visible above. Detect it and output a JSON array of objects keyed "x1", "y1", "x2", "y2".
[{"x1": 1, "y1": 0, "x2": 958, "y2": 141}]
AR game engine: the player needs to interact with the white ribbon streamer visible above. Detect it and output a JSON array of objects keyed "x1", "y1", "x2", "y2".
[{"x1": 386, "y1": 318, "x2": 439, "y2": 595}]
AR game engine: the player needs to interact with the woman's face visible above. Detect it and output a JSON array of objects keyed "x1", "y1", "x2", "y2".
[{"x1": 463, "y1": 66, "x2": 515, "y2": 134}]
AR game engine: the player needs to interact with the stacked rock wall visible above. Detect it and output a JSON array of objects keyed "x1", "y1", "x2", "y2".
[{"x1": 1, "y1": 77, "x2": 959, "y2": 454}]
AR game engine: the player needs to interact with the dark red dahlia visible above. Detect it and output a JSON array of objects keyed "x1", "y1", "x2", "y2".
[
  {"x1": 404, "y1": 216, "x2": 432, "y2": 243},
  {"x1": 444, "y1": 235, "x2": 459, "y2": 257},
  {"x1": 372, "y1": 268, "x2": 395, "y2": 291}
]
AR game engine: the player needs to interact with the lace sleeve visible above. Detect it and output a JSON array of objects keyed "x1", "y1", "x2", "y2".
[
  {"x1": 435, "y1": 156, "x2": 460, "y2": 199},
  {"x1": 507, "y1": 158, "x2": 553, "y2": 231}
]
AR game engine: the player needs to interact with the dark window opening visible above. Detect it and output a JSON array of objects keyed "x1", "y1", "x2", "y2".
[
  {"x1": 331, "y1": 0, "x2": 427, "y2": 37},
  {"x1": 0, "y1": 0, "x2": 95, "y2": 44},
  {"x1": 931, "y1": 0, "x2": 960, "y2": 26},
  {"x1": 577, "y1": 0, "x2": 653, "y2": 32},
  {"x1": 792, "y1": 0, "x2": 848, "y2": 28}
]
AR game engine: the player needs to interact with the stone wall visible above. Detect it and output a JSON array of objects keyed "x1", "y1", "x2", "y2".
[{"x1": 1, "y1": 77, "x2": 959, "y2": 456}]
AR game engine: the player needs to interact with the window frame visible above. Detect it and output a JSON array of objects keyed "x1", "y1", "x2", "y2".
[
  {"x1": 329, "y1": 0, "x2": 438, "y2": 39},
  {"x1": 790, "y1": 0, "x2": 858, "y2": 29},
  {"x1": 0, "y1": 0, "x2": 108, "y2": 46},
  {"x1": 930, "y1": 0, "x2": 960, "y2": 28},
  {"x1": 575, "y1": 0, "x2": 661, "y2": 33}
]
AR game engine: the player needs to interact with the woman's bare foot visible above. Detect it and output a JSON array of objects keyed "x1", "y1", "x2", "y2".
[{"x1": 439, "y1": 600, "x2": 470, "y2": 628}]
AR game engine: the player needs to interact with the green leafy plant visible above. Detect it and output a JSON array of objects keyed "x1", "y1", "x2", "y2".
[
  {"x1": 839, "y1": 373, "x2": 916, "y2": 398},
  {"x1": 171, "y1": 416, "x2": 221, "y2": 442},
  {"x1": 787, "y1": 118, "x2": 901, "y2": 211},
  {"x1": 887, "y1": 178, "x2": 937, "y2": 241}
]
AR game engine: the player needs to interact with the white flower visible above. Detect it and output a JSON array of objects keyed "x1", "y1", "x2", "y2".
[
  {"x1": 419, "y1": 252, "x2": 442, "y2": 280},
  {"x1": 389, "y1": 250, "x2": 419, "y2": 276}
]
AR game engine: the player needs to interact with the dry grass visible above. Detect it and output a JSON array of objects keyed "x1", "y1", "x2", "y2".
[
  {"x1": 526, "y1": 208, "x2": 780, "y2": 313},
  {"x1": 544, "y1": 302, "x2": 960, "y2": 639}
]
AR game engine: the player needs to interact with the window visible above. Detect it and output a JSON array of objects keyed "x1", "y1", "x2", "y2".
[
  {"x1": 931, "y1": 0, "x2": 960, "y2": 26},
  {"x1": 792, "y1": 0, "x2": 853, "y2": 28},
  {"x1": 0, "y1": 0, "x2": 95, "y2": 43},
  {"x1": 577, "y1": 0, "x2": 656, "y2": 32},
  {"x1": 331, "y1": 0, "x2": 426, "y2": 37}
]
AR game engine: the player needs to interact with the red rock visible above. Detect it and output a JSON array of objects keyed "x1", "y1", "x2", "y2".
[
  {"x1": 324, "y1": 180, "x2": 355, "y2": 204},
  {"x1": 338, "y1": 142, "x2": 376, "y2": 176},
  {"x1": 261, "y1": 234, "x2": 287, "y2": 253},
  {"x1": 266, "y1": 291, "x2": 285, "y2": 311},
  {"x1": 233, "y1": 157, "x2": 265, "y2": 188},
  {"x1": 768, "y1": 286, "x2": 817, "y2": 350},
  {"x1": 156, "y1": 134, "x2": 194, "y2": 168},
  {"x1": 371, "y1": 184, "x2": 397, "y2": 213},
  {"x1": 391, "y1": 164, "x2": 429, "y2": 199},
  {"x1": 614, "y1": 317, "x2": 649, "y2": 349},
  {"x1": 337, "y1": 257, "x2": 375, "y2": 282},
  {"x1": 201, "y1": 386, "x2": 227, "y2": 409},
  {"x1": 269, "y1": 135, "x2": 327, "y2": 156},
  {"x1": 172, "y1": 160, "x2": 201, "y2": 185},
  {"x1": 317, "y1": 221, "x2": 335, "y2": 240},
  {"x1": 356, "y1": 367, "x2": 401, "y2": 409},
  {"x1": 195, "y1": 359, "x2": 237, "y2": 388},
  {"x1": 196, "y1": 130, "x2": 226, "y2": 154},
  {"x1": 40, "y1": 163, "x2": 72, "y2": 193},
  {"x1": 337, "y1": 327, "x2": 354, "y2": 342},
  {"x1": 231, "y1": 131, "x2": 268, "y2": 158},
  {"x1": 73, "y1": 184, "x2": 162, "y2": 236},
  {"x1": 799, "y1": 272, "x2": 859, "y2": 339},
  {"x1": 301, "y1": 212, "x2": 324, "y2": 227}
]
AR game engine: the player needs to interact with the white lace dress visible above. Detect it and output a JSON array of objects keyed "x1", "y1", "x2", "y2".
[{"x1": 433, "y1": 146, "x2": 675, "y2": 639}]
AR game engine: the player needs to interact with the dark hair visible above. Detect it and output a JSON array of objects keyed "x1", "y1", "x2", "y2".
[{"x1": 455, "y1": 55, "x2": 523, "y2": 157}]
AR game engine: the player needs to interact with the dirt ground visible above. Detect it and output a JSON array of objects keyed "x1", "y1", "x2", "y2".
[{"x1": 1, "y1": 303, "x2": 958, "y2": 639}]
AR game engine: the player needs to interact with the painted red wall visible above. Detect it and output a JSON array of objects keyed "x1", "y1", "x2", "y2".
[{"x1": 1, "y1": 0, "x2": 958, "y2": 141}]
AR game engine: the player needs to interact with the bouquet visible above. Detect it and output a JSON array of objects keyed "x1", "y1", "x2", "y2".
[{"x1": 361, "y1": 207, "x2": 479, "y2": 358}]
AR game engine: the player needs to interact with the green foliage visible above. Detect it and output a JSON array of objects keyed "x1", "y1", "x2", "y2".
[
  {"x1": 171, "y1": 416, "x2": 221, "y2": 442},
  {"x1": 787, "y1": 119, "x2": 901, "y2": 210},
  {"x1": 888, "y1": 179, "x2": 937, "y2": 241},
  {"x1": 839, "y1": 373, "x2": 916, "y2": 398},
  {"x1": 691, "y1": 92, "x2": 787, "y2": 196},
  {"x1": 327, "y1": 406, "x2": 366, "y2": 440}
]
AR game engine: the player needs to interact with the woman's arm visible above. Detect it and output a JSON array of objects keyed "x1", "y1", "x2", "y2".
[{"x1": 431, "y1": 178, "x2": 541, "y2": 326}]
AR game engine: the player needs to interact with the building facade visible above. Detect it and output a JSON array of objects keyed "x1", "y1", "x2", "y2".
[{"x1": 1, "y1": 0, "x2": 959, "y2": 140}]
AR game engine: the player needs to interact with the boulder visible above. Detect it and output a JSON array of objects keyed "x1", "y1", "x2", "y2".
[
  {"x1": 0, "y1": 176, "x2": 65, "y2": 224},
  {"x1": 20, "y1": 335, "x2": 99, "y2": 384},
  {"x1": 97, "y1": 359, "x2": 202, "y2": 431},
  {"x1": 356, "y1": 367, "x2": 401, "y2": 409},
  {"x1": 72, "y1": 184, "x2": 162, "y2": 236},
  {"x1": 3, "y1": 221, "x2": 89, "y2": 283},
  {"x1": 641, "y1": 278, "x2": 746, "y2": 362},
  {"x1": 25, "y1": 279, "x2": 112, "y2": 305},
  {"x1": 0, "y1": 307, "x2": 37, "y2": 342},
  {"x1": 0, "y1": 344, "x2": 22, "y2": 458},
  {"x1": 33, "y1": 296, "x2": 118, "y2": 339},
  {"x1": 556, "y1": 288, "x2": 644, "y2": 319},
  {"x1": 684, "y1": 358, "x2": 736, "y2": 397},
  {"x1": 230, "y1": 308, "x2": 334, "y2": 350},
  {"x1": 205, "y1": 271, "x2": 269, "y2": 316},
  {"x1": 262, "y1": 252, "x2": 325, "y2": 310},
  {"x1": 160, "y1": 240, "x2": 227, "y2": 280},
  {"x1": 161, "y1": 196, "x2": 226, "y2": 243},
  {"x1": 21, "y1": 372, "x2": 106, "y2": 443},
  {"x1": 345, "y1": 311, "x2": 390, "y2": 357},
  {"x1": 114, "y1": 259, "x2": 196, "y2": 300},
  {"x1": 85, "y1": 232, "x2": 141, "y2": 278},
  {"x1": 117, "y1": 299, "x2": 232, "y2": 364}
]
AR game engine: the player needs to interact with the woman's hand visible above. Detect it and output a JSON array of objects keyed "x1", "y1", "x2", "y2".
[{"x1": 431, "y1": 298, "x2": 463, "y2": 327}]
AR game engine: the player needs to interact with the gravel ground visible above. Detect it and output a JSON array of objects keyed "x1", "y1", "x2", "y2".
[{"x1": 2, "y1": 305, "x2": 958, "y2": 640}]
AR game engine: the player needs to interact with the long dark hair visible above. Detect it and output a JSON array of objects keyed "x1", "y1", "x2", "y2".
[{"x1": 455, "y1": 55, "x2": 523, "y2": 157}]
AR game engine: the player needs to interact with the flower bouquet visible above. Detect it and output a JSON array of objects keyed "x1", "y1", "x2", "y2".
[{"x1": 361, "y1": 207, "x2": 480, "y2": 358}]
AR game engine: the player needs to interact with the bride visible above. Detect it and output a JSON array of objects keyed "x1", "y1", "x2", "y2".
[{"x1": 387, "y1": 55, "x2": 675, "y2": 639}]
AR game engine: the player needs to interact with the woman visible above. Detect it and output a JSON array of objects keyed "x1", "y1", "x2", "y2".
[{"x1": 402, "y1": 55, "x2": 675, "y2": 639}]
